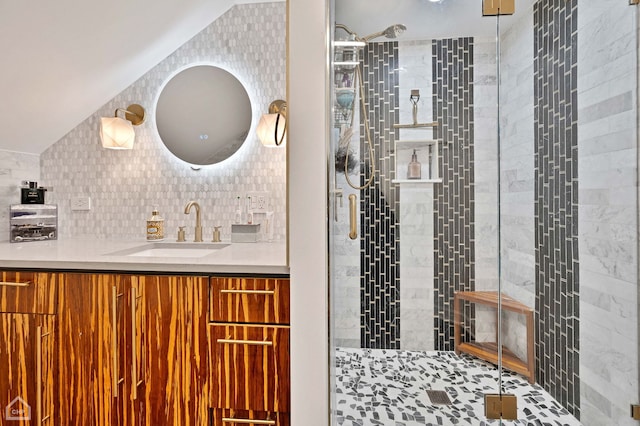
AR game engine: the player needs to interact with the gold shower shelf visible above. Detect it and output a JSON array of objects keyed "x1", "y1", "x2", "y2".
[{"x1": 393, "y1": 121, "x2": 439, "y2": 129}]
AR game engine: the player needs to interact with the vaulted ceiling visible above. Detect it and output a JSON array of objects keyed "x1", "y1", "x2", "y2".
[{"x1": 0, "y1": 0, "x2": 279, "y2": 154}]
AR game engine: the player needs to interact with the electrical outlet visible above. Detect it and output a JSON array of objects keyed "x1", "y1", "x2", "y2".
[
  {"x1": 71, "y1": 196, "x2": 91, "y2": 211},
  {"x1": 247, "y1": 192, "x2": 269, "y2": 212}
]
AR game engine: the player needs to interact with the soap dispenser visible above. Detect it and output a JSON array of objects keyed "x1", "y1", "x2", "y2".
[
  {"x1": 146, "y1": 209, "x2": 164, "y2": 241},
  {"x1": 407, "y1": 149, "x2": 421, "y2": 180}
]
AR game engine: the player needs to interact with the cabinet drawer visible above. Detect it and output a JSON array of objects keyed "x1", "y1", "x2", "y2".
[
  {"x1": 211, "y1": 408, "x2": 289, "y2": 426},
  {"x1": 210, "y1": 277, "x2": 289, "y2": 324},
  {"x1": 0, "y1": 271, "x2": 57, "y2": 314},
  {"x1": 209, "y1": 323, "x2": 290, "y2": 412}
]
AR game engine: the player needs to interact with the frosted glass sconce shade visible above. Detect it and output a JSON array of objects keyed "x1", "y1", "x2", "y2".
[
  {"x1": 99, "y1": 103, "x2": 145, "y2": 150},
  {"x1": 256, "y1": 100, "x2": 287, "y2": 147},
  {"x1": 100, "y1": 117, "x2": 135, "y2": 149}
]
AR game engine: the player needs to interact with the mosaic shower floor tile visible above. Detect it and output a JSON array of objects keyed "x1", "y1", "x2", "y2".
[{"x1": 334, "y1": 348, "x2": 582, "y2": 426}]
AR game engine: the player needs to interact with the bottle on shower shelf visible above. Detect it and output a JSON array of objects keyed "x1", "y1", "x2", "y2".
[{"x1": 407, "y1": 149, "x2": 421, "y2": 180}]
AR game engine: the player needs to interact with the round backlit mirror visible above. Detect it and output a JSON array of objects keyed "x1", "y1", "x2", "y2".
[{"x1": 155, "y1": 65, "x2": 252, "y2": 166}]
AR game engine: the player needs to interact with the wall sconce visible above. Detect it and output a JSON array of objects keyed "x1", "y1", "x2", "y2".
[
  {"x1": 100, "y1": 104, "x2": 146, "y2": 149},
  {"x1": 256, "y1": 100, "x2": 287, "y2": 147}
]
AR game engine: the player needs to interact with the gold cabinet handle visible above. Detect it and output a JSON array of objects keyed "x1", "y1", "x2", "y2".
[
  {"x1": 222, "y1": 418, "x2": 276, "y2": 425},
  {"x1": 217, "y1": 338, "x2": 273, "y2": 346},
  {"x1": 220, "y1": 289, "x2": 275, "y2": 296},
  {"x1": 0, "y1": 281, "x2": 30, "y2": 287},
  {"x1": 112, "y1": 286, "x2": 119, "y2": 398},
  {"x1": 130, "y1": 287, "x2": 137, "y2": 401},
  {"x1": 36, "y1": 325, "x2": 42, "y2": 424},
  {"x1": 348, "y1": 194, "x2": 357, "y2": 240}
]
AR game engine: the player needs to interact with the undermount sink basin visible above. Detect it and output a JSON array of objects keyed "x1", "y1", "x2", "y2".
[{"x1": 106, "y1": 242, "x2": 230, "y2": 258}]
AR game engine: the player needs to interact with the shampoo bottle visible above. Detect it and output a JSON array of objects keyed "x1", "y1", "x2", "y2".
[
  {"x1": 146, "y1": 209, "x2": 164, "y2": 241},
  {"x1": 407, "y1": 149, "x2": 421, "y2": 180}
]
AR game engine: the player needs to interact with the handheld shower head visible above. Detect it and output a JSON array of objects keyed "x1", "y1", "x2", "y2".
[{"x1": 362, "y1": 24, "x2": 407, "y2": 42}]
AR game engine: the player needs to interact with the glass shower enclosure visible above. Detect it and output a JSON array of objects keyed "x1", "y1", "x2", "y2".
[{"x1": 328, "y1": 0, "x2": 639, "y2": 424}]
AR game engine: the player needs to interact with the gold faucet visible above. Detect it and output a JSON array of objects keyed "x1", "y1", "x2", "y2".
[{"x1": 184, "y1": 201, "x2": 203, "y2": 242}]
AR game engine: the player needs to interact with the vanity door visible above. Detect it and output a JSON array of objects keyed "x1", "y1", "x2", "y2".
[{"x1": 132, "y1": 275, "x2": 209, "y2": 426}]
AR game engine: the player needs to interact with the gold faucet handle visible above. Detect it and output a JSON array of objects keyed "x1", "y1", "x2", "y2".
[
  {"x1": 212, "y1": 226, "x2": 221, "y2": 243},
  {"x1": 177, "y1": 226, "x2": 186, "y2": 242}
]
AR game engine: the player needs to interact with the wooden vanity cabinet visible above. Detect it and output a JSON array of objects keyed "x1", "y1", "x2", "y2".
[
  {"x1": 0, "y1": 271, "x2": 58, "y2": 426},
  {"x1": 57, "y1": 273, "x2": 209, "y2": 426},
  {"x1": 209, "y1": 277, "x2": 290, "y2": 426}
]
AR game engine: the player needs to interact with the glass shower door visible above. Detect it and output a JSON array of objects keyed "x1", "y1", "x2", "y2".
[{"x1": 329, "y1": 0, "x2": 508, "y2": 424}]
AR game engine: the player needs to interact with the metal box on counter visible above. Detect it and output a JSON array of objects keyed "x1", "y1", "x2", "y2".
[{"x1": 10, "y1": 204, "x2": 58, "y2": 243}]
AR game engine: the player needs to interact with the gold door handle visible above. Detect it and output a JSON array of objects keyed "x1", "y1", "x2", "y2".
[
  {"x1": 222, "y1": 417, "x2": 276, "y2": 425},
  {"x1": 0, "y1": 281, "x2": 30, "y2": 287},
  {"x1": 220, "y1": 289, "x2": 275, "y2": 296},
  {"x1": 36, "y1": 325, "x2": 42, "y2": 424},
  {"x1": 112, "y1": 286, "x2": 119, "y2": 398},
  {"x1": 216, "y1": 338, "x2": 273, "y2": 346},
  {"x1": 131, "y1": 286, "x2": 138, "y2": 401},
  {"x1": 348, "y1": 194, "x2": 357, "y2": 239}
]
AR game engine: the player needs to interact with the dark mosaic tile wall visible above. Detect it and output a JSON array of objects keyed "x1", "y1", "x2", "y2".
[
  {"x1": 533, "y1": 0, "x2": 580, "y2": 418},
  {"x1": 359, "y1": 41, "x2": 401, "y2": 349},
  {"x1": 432, "y1": 38, "x2": 476, "y2": 351}
]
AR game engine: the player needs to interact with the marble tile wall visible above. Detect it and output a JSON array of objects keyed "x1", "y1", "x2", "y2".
[
  {"x1": 397, "y1": 40, "x2": 435, "y2": 351},
  {"x1": 0, "y1": 150, "x2": 40, "y2": 242},
  {"x1": 472, "y1": 38, "x2": 500, "y2": 343},
  {"x1": 577, "y1": 0, "x2": 639, "y2": 424},
  {"x1": 498, "y1": 0, "x2": 536, "y2": 372},
  {"x1": 40, "y1": 3, "x2": 286, "y2": 242}
]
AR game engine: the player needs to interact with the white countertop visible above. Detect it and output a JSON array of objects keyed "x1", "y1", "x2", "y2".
[{"x1": 0, "y1": 238, "x2": 289, "y2": 275}]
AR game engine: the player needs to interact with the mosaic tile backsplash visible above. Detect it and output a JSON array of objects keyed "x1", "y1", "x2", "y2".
[{"x1": 40, "y1": 3, "x2": 286, "y2": 242}]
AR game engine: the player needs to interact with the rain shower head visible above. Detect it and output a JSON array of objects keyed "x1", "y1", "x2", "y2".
[
  {"x1": 336, "y1": 23, "x2": 407, "y2": 43},
  {"x1": 362, "y1": 24, "x2": 407, "y2": 42}
]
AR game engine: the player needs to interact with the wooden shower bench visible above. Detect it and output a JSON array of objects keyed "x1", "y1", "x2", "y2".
[{"x1": 453, "y1": 291, "x2": 535, "y2": 384}]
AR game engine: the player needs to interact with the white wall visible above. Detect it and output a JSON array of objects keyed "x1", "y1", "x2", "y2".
[
  {"x1": 0, "y1": 150, "x2": 40, "y2": 241},
  {"x1": 288, "y1": 1, "x2": 330, "y2": 426}
]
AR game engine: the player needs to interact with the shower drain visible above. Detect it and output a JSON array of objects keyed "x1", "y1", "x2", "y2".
[{"x1": 426, "y1": 389, "x2": 453, "y2": 405}]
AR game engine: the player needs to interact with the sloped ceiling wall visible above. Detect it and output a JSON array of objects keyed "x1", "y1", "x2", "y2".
[{"x1": 0, "y1": 0, "x2": 280, "y2": 154}]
